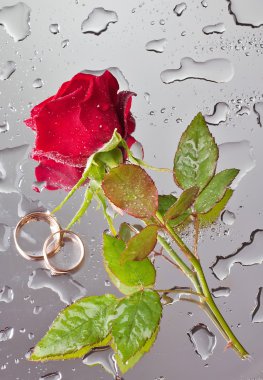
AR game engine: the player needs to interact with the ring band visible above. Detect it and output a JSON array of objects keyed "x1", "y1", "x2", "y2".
[
  {"x1": 14, "y1": 212, "x2": 61, "y2": 261},
  {"x1": 43, "y1": 230, "x2": 85, "y2": 274}
]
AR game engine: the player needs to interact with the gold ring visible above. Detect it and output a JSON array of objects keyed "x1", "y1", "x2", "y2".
[
  {"x1": 43, "y1": 229, "x2": 85, "y2": 274},
  {"x1": 14, "y1": 212, "x2": 61, "y2": 261}
]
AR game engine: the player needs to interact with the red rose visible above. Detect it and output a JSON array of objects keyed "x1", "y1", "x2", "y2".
[{"x1": 25, "y1": 70, "x2": 136, "y2": 190}]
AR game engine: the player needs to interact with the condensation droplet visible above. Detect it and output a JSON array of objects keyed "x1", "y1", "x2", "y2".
[
  {"x1": 202, "y1": 23, "x2": 226, "y2": 35},
  {"x1": 0, "y1": 121, "x2": 9, "y2": 133},
  {"x1": 252, "y1": 287, "x2": 263, "y2": 323},
  {"x1": 221, "y1": 210, "x2": 236, "y2": 226},
  {"x1": 236, "y1": 105, "x2": 250, "y2": 116},
  {"x1": 217, "y1": 140, "x2": 255, "y2": 190},
  {"x1": 28, "y1": 268, "x2": 87, "y2": 304},
  {"x1": 0, "y1": 327, "x2": 14, "y2": 342},
  {"x1": 228, "y1": 0, "x2": 263, "y2": 28},
  {"x1": 205, "y1": 102, "x2": 230, "y2": 125},
  {"x1": 188, "y1": 324, "x2": 216, "y2": 360},
  {"x1": 212, "y1": 230, "x2": 263, "y2": 280},
  {"x1": 144, "y1": 92, "x2": 151, "y2": 104},
  {"x1": 212, "y1": 287, "x2": 231, "y2": 298},
  {"x1": 39, "y1": 372, "x2": 62, "y2": 380},
  {"x1": 161, "y1": 57, "x2": 234, "y2": 84},
  {"x1": 0, "y1": 2, "x2": 31, "y2": 42},
  {"x1": 145, "y1": 38, "x2": 167, "y2": 53},
  {"x1": 173, "y1": 3, "x2": 187, "y2": 16},
  {"x1": 83, "y1": 346, "x2": 119, "y2": 378},
  {"x1": 0, "y1": 224, "x2": 11, "y2": 251},
  {"x1": 201, "y1": 0, "x2": 208, "y2": 7},
  {"x1": 81, "y1": 7, "x2": 118, "y2": 35},
  {"x1": 61, "y1": 39, "x2": 69, "y2": 48},
  {"x1": 0, "y1": 285, "x2": 14, "y2": 303},
  {"x1": 33, "y1": 305, "x2": 43, "y2": 315},
  {"x1": 33, "y1": 78, "x2": 44, "y2": 88},
  {"x1": 0, "y1": 61, "x2": 16, "y2": 80},
  {"x1": 253, "y1": 102, "x2": 263, "y2": 127},
  {"x1": 49, "y1": 23, "x2": 60, "y2": 34}
]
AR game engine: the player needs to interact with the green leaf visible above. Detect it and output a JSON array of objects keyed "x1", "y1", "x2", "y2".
[
  {"x1": 169, "y1": 209, "x2": 192, "y2": 228},
  {"x1": 121, "y1": 225, "x2": 158, "y2": 264},
  {"x1": 102, "y1": 164, "x2": 158, "y2": 218},
  {"x1": 30, "y1": 295, "x2": 118, "y2": 361},
  {"x1": 195, "y1": 169, "x2": 239, "y2": 214},
  {"x1": 111, "y1": 289, "x2": 162, "y2": 363},
  {"x1": 96, "y1": 148, "x2": 123, "y2": 169},
  {"x1": 103, "y1": 234, "x2": 156, "y2": 295},
  {"x1": 174, "y1": 113, "x2": 218, "y2": 191},
  {"x1": 158, "y1": 194, "x2": 177, "y2": 217},
  {"x1": 164, "y1": 186, "x2": 199, "y2": 222},
  {"x1": 118, "y1": 222, "x2": 136, "y2": 243},
  {"x1": 199, "y1": 188, "x2": 233, "y2": 227},
  {"x1": 115, "y1": 326, "x2": 160, "y2": 374}
]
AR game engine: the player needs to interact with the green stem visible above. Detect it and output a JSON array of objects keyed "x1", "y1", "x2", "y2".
[
  {"x1": 157, "y1": 234, "x2": 203, "y2": 295},
  {"x1": 164, "y1": 224, "x2": 249, "y2": 359}
]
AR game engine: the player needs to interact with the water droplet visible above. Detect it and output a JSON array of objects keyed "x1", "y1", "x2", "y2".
[
  {"x1": 212, "y1": 230, "x2": 263, "y2": 280},
  {"x1": 252, "y1": 287, "x2": 263, "y2": 323},
  {"x1": 0, "y1": 327, "x2": 14, "y2": 342},
  {"x1": 221, "y1": 210, "x2": 236, "y2": 226},
  {"x1": 32, "y1": 180, "x2": 47, "y2": 192},
  {"x1": 144, "y1": 92, "x2": 151, "y2": 104},
  {"x1": 28, "y1": 332, "x2": 34, "y2": 340},
  {"x1": 0, "y1": 2, "x2": 31, "y2": 41},
  {"x1": 104, "y1": 280, "x2": 111, "y2": 287},
  {"x1": 130, "y1": 141, "x2": 144, "y2": 160},
  {"x1": 81, "y1": 7, "x2": 118, "y2": 35},
  {"x1": 0, "y1": 224, "x2": 11, "y2": 252},
  {"x1": 49, "y1": 23, "x2": 60, "y2": 34},
  {"x1": 205, "y1": 102, "x2": 230, "y2": 125},
  {"x1": 39, "y1": 372, "x2": 62, "y2": 380},
  {"x1": 145, "y1": 38, "x2": 167, "y2": 53},
  {"x1": 217, "y1": 140, "x2": 256, "y2": 189},
  {"x1": 228, "y1": 0, "x2": 263, "y2": 28},
  {"x1": 0, "y1": 285, "x2": 14, "y2": 303},
  {"x1": 0, "y1": 61, "x2": 16, "y2": 80},
  {"x1": 0, "y1": 144, "x2": 30, "y2": 193},
  {"x1": 18, "y1": 194, "x2": 46, "y2": 218},
  {"x1": 202, "y1": 23, "x2": 226, "y2": 35},
  {"x1": 188, "y1": 324, "x2": 216, "y2": 360},
  {"x1": 253, "y1": 102, "x2": 263, "y2": 127},
  {"x1": 160, "y1": 57, "x2": 234, "y2": 84},
  {"x1": 33, "y1": 306, "x2": 43, "y2": 315},
  {"x1": 28, "y1": 268, "x2": 87, "y2": 304},
  {"x1": 82, "y1": 67, "x2": 129, "y2": 91},
  {"x1": 236, "y1": 105, "x2": 250, "y2": 116},
  {"x1": 61, "y1": 39, "x2": 69, "y2": 48},
  {"x1": 212, "y1": 287, "x2": 231, "y2": 298},
  {"x1": 83, "y1": 346, "x2": 119, "y2": 378},
  {"x1": 201, "y1": 0, "x2": 208, "y2": 7},
  {"x1": 173, "y1": 3, "x2": 187, "y2": 16},
  {"x1": 33, "y1": 78, "x2": 44, "y2": 88},
  {"x1": 0, "y1": 121, "x2": 9, "y2": 133}
]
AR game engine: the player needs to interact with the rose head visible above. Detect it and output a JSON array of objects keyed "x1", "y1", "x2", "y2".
[{"x1": 25, "y1": 70, "x2": 137, "y2": 190}]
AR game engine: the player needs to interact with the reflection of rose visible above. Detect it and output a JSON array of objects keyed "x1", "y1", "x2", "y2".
[{"x1": 25, "y1": 70, "x2": 136, "y2": 190}]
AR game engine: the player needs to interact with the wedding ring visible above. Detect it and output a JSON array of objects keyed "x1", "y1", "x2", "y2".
[
  {"x1": 43, "y1": 230, "x2": 85, "y2": 274},
  {"x1": 14, "y1": 212, "x2": 61, "y2": 261}
]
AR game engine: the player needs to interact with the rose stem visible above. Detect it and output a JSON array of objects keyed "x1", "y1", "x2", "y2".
[{"x1": 163, "y1": 222, "x2": 249, "y2": 359}]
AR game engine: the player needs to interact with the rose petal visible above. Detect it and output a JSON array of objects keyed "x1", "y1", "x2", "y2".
[
  {"x1": 35, "y1": 158, "x2": 84, "y2": 191},
  {"x1": 117, "y1": 91, "x2": 136, "y2": 138}
]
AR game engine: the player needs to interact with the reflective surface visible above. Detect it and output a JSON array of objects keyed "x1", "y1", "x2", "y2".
[{"x1": 1, "y1": 0, "x2": 263, "y2": 379}]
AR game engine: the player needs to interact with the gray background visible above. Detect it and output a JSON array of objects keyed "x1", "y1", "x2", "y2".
[{"x1": 1, "y1": 0, "x2": 263, "y2": 379}]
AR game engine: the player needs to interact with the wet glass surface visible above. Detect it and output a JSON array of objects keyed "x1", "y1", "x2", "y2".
[{"x1": 0, "y1": 0, "x2": 263, "y2": 379}]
